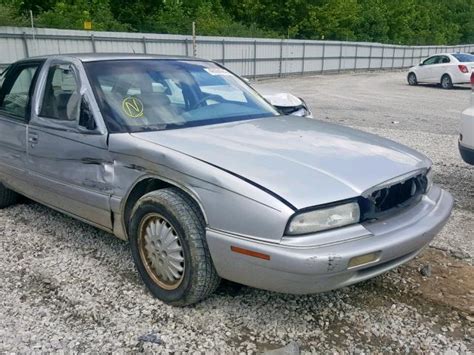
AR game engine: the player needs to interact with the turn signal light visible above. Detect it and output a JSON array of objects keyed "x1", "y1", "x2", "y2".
[
  {"x1": 347, "y1": 252, "x2": 380, "y2": 268},
  {"x1": 231, "y1": 246, "x2": 271, "y2": 260}
]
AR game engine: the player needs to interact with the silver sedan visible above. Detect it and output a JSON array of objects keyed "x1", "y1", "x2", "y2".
[{"x1": 0, "y1": 54, "x2": 453, "y2": 305}]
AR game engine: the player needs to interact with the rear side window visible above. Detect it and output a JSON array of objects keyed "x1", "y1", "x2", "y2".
[
  {"x1": 452, "y1": 53, "x2": 474, "y2": 62},
  {"x1": 40, "y1": 64, "x2": 81, "y2": 121},
  {"x1": 0, "y1": 64, "x2": 39, "y2": 120},
  {"x1": 440, "y1": 56, "x2": 450, "y2": 63}
]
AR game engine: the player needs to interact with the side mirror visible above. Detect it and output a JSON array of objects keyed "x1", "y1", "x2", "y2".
[
  {"x1": 79, "y1": 97, "x2": 97, "y2": 131},
  {"x1": 419, "y1": 61, "x2": 424, "y2": 66}
]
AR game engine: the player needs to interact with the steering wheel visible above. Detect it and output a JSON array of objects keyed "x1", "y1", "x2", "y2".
[{"x1": 191, "y1": 94, "x2": 226, "y2": 110}]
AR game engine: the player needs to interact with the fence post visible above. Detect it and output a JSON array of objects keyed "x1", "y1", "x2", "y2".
[
  {"x1": 301, "y1": 41, "x2": 306, "y2": 75},
  {"x1": 184, "y1": 38, "x2": 189, "y2": 56},
  {"x1": 380, "y1": 45, "x2": 385, "y2": 69},
  {"x1": 368, "y1": 45, "x2": 372, "y2": 70},
  {"x1": 321, "y1": 42, "x2": 326, "y2": 73},
  {"x1": 391, "y1": 46, "x2": 395, "y2": 69},
  {"x1": 401, "y1": 47, "x2": 406, "y2": 68},
  {"x1": 22, "y1": 32, "x2": 29, "y2": 58},
  {"x1": 338, "y1": 42, "x2": 343, "y2": 73},
  {"x1": 253, "y1": 40, "x2": 257, "y2": 79},
  {"x1": 91, "y1": 34, "x2": 97, "y2": 53},
  {"x1": 142, "y1": 36, "x2": 147, "y2": 54},
  {"x1": 222, "y1": 39, "x2": 225, "y2": 65},
  {"x1": 279, "y1": 39, "x2": 283, "y2": 77},
  {"x1": 354, "y1": 44, "x2": 358, "y2": 70}
]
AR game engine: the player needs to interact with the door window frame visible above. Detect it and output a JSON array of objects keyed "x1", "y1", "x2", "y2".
[
  {"x1": 439, "y1": 56, "x2": 450, "y2": 64},
  {"x1": 37, "y1": 61, "x2": 82, "y2": 127},
  {"x1": 0, "y1": 61, "x2": 43, "y2": 123},
  {"x1": 422, "y1": 56, "x2": 440, "y2": 66},
  {"x1": 31, "y1": 59, "x2": 105, "y2": 135}
]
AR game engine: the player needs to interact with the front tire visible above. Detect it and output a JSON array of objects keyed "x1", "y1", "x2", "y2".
[
  {"x1": 0, "y1": 183, "x2": 18, "y2": 208},
  {"x1": 129, "y1": 188, "x2": 220, "y2": 306},
  {"x1": 441, "y1": 74, "x2": 453, "y2": 89},
  {"x1": 407, "y1": 72, "x2": 417, "y2": 86}
]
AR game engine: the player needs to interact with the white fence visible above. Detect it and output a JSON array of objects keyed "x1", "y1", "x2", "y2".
[{"x1": 1, "y1": 26, "x2": 473, "y2": 77}]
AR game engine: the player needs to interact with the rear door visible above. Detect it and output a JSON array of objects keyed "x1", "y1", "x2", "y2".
[
  {"x1": 27, "y1": 58, "x2": 114, "y2": 230},
  {"x1": 430, "y1": 55, "x2": 451, "y2": 82},
  {"x1": 0, "y1": 61, "x2": 42, "y2": 192}
]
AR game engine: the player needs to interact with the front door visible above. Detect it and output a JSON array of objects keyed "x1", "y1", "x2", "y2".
[
  {"x1": 0, "y1": 61, "x2": 42, "y2": 193},
  {"x1": 26, "y1": 59, "x2": 114, "y2": 230},
  {"x1": 418, "y1": 55, "x2": 439, "y2": 82}
]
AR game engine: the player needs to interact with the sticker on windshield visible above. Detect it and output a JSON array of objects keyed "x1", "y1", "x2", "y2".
[
  {"x1": 204, "y1": 68, "x2": 231, "y2": 76},
  {"x1": 122, "y1": 96, "x2": 144, "y2": 118}
]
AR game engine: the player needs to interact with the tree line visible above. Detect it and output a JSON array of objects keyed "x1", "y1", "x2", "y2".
[{"x1": 0, "y1": 0, "x2": 473, "y2": 45}]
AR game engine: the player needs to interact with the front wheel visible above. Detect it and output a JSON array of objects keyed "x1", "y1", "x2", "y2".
[
  {"x1": 441, "y1": 74, "x2": 453, "y2": 89},
  {"x1": 129, "y1": 188, "x2": 220, "y2": 306},
  {"x1": 407, "y1": 72, "x2": 417, "y2": 86}
]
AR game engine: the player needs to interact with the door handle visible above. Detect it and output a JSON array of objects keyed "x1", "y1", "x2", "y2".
[{"x1": 28, "y1": 132, "x2": 39, "y2": 145}]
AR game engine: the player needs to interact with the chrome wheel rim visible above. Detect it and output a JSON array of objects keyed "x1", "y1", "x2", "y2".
[
  {"x1": 442, "y1": 76, "x2": 450, "y2": 88},
  {"x1": 408, "y1": 74, "x2": 415, "y2": 84},
  {"x1": 138, "y1": 213, "x2": 185, "y2": 290}
]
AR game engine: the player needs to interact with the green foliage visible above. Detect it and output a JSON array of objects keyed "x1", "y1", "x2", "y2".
[
  {"x1": 33, "y1": 0, "x2": 128, "y2": 31},
  {"x1": 0, "y1": 2, "x2": 29, "y2": 26},
  {"x1": 0, "y1": 0, "x2": 472, "y2": 44}
]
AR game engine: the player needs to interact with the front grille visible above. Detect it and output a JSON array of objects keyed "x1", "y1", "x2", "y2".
[{"x1": 359, "y1": 173, "x2": 429, "y2": 221}]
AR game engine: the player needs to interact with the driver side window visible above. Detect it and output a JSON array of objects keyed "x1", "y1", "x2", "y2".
[
  {"x1": 422, "y1": 56, "x2": 439, "y2": 66},
  {"x1": 40, "y1": 64, "x2": 81, "y2": 121}
]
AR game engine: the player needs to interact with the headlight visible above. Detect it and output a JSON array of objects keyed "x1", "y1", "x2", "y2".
[
  {"x1": 425, "y1": 168, "x2": 433, "y2": 192},
  {"x1": 286, "y1": 201, "x2": 360, "y2": 235}
]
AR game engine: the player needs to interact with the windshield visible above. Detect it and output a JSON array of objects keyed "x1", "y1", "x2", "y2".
[
  {"x1": 85, "y1": 60, "x2": 279, "y2": 133},
  {"x1": 452, "y1": 53, "x2": 474, "y2": 62}
]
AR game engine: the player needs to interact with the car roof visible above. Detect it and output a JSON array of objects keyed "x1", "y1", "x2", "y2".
[
  {"x1": 14, "y1": 53, "x2": 208, "y2": 64},
  {"x1": 429, "y1": 52, "x2": 469, "y2": 57}
]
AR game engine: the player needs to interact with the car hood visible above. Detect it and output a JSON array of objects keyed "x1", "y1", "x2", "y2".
[{"x1": 131, "y1": 116, "x2": 430, "y2": 209}]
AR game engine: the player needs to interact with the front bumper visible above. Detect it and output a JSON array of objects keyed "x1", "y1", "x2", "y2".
[
  {"x1": 459, "y1": 142, "x2": 474, "y2": 165},
  {"x1": 206, "y1": 185, "x2": 453, "y2": 294}
]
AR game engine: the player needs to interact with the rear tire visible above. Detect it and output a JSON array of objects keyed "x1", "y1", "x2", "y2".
[
  {"x1": 129, "y1": 188, "x2": 220, "y2": 306},
  {"x1": 441, "y1": 74, "x2": 453, "y2": 89},
  {"x1": 407, "y1": 72, "x2": 417, "y2": 86},
  {"x1": 0, "y1": 183, "x2": 18, "y2": 208}
]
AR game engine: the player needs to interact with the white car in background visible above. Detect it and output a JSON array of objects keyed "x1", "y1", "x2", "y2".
[
  {"x1": 459, "y1": 71, "x2": 474, "y2": 164},
  {"x1": 407, "y1": 53, "x2": 474, "y2": 89}
]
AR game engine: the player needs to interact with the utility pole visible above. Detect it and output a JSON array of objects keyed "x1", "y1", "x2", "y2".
[
  {"x1": 192, "y1": 22, "x2": 197, "y2": 57},
  {"x1": 29, "y1": 10, "x2": 37, "y2": 55}
]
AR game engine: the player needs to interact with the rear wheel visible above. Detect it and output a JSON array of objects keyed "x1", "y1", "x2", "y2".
[
  {"x1": 441, "y1": 74, "x2": 453, "y2": 89},
  {"x1": 0, "y1": 183, "x2": 18, "y2": 208},
  {"x1": 407, "y1": 72, "x2": 417, "y2": 86},
  {"x1": 129, "y1": 188, "x2": 220, "y2": 306}
]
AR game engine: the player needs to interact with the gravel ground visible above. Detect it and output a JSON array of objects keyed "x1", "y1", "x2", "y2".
[{"x1": 1, "y1": 71, "x2": 473, "y2": 353}]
